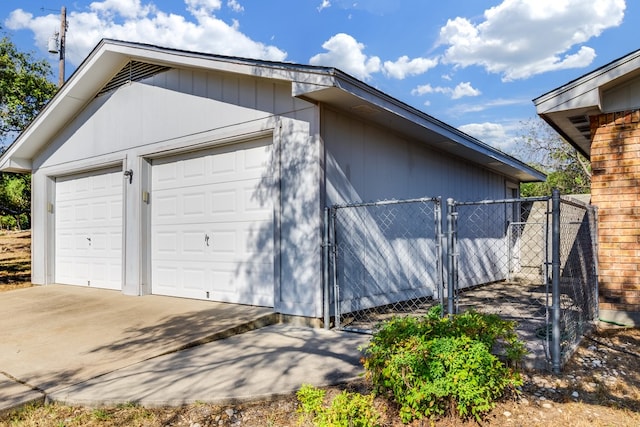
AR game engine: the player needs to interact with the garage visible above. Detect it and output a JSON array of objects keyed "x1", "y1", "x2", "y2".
[
  {"x1": 55, "y1": 167, "x2": 123, "y2": 290},
  {"x1": 150, "y1": 138, "x2": 275, "y2": 306}
]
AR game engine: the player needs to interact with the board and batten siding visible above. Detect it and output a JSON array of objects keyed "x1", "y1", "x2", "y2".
[
  {"x1": 323, "y1": 107, "x2": 508, "y2": 205},
  {"x1": 323, "y1": 108, "x2": 513, "y2": 311},
  {"x1": 30, "y1": 67, "x2": 324, "y2": 317}
]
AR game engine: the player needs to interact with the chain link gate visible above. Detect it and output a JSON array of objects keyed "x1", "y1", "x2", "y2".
[
  {"x1": 325, "y1": 191, "x2": 598, "y2": 371},
  {"x1": 446, "y1": 191, "x2": 598, "y2": 371},
  {"x1": 446, "y1": 196, "x2": 553, "y2": 370},
  {"x1": 326, "y1": 198, "x2": 443, "y2": 333}
]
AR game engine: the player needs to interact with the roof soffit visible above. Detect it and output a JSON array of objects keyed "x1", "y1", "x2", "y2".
[{"x1": 534, "y1": 49, "x2": 640, "y2": 157}]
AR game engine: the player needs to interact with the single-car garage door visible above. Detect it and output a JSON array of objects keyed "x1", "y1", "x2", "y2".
[
  {"x1": 151, "y1": 138, "x2": 275, "y2": 306},
  {"x1": 55, "y1": 167, "x2": 123, "y2": 290}
]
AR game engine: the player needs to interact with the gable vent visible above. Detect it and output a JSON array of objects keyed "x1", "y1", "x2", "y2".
[{"x1": 97, "y1": 61, "x2": 171, "y2": 96}]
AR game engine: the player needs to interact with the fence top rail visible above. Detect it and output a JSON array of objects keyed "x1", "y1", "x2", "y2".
[
  {"x1": 451, "y1": 196, "x2": 550, "y2": 207},
  {"x1": 559, "y1": 196, "x2": 592, "y2": 210},
  {"x1": 330, "y1": 196, "x2": 441, "y2": 210}
]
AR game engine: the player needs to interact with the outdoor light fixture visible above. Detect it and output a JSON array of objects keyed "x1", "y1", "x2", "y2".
[{"x1": 123, "y1": 169, "x2": 133, "y2": 184}]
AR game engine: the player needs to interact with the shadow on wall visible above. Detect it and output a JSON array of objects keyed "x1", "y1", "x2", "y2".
[{"x1": 237, "y1": 117, "x2": 320, "y2": 312}]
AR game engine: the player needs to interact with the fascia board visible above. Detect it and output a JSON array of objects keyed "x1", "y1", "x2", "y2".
[{"x1": 534, "y1": 49, "x2": 640, "y2": 115}]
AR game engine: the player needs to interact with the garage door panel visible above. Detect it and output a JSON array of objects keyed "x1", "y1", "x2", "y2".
[
  {"x1": 154, "y1": 230, "x2": 179, "y2": 255},
  {"x1": 242, "y1": 225, "x2": 273, "y2": 257},
  {"x1": 55, "y1": 168, "x2": 123, "y2": 290},
  {"x1": 183, "y1": 193, "x2": 206, "y2": 217},
  {"x1": 182, "y1": 231, "x2": 208, "y2": 256},
  {"x1": 183, "y1": 268, "x2": 207, "y2": 290},
  {"x1": 151, "y1": 138, "x2": 274, "y2": 306},
  {"x1": 152, "y1": 142, "x2": 273, "y2": 190},
  {"x1": 209, "y1": 229, "x2": 236, "y2": 257}
]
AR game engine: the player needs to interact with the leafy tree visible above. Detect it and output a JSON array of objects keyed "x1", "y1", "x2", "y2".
[
  {"x1": 0, "y1": 173, "x2": 30, "y2": 229},
  {"x1": 514, "y1": 118, "x2": 591, "y2": 197},
  {"x1": 0, "y1": 32, "x2": 57, "y2": 229},
  {"x1": 0, "y1": 32, "x2": 58, "y2": 147}
]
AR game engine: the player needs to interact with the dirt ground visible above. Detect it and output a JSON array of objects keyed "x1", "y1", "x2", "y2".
[
  {"x1": 0, "y1": 230, "x2": 32, "y2": 292},
  {"x1": 1, "y1": 231, "x2": 639, "y2": 426}
]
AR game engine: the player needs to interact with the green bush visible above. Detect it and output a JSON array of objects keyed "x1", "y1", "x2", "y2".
[
  {"x1": 297, "y1": 384, "x2": 380, "y2": 427},
  {"x1": 362, "y1": 309, "x2": 525, "y2": 422}
]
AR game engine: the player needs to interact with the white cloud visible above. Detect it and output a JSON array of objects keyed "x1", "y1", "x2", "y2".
[
  {"x1": 4, "y1": 0, "x2": 286, "y2": 67},
  {"x1": 411, "y1": 84, "x2": 442, "y2": 96},
  {"x1": 185, "y1": 0, "x2": 223, "y2": 15},
  {"x1": 382, "y1": 55, "x2": 438, "y2": 79},
  {"x1": 451, "y1": 82, "x2": 481, "y2": 99},
  {"x1": 459, "y1": 122, "x2": 512, "y2": 150},
  {"x1": 89, "y1": 0, "x2": 156, "y2": 18},
  {"x1": 227, "y1": 0, "x2": 244, "y2": 13},
  {"x1": 411, "y1": 81, "x2": 480, "y2": 99},
  {"x1": 317, "y1": 0, "x2": 331, "y2": 12},
  {"x1": 437, "y1": 0, "x2": 625, "y2": 80},
  {"x1": 309, "y1": 33, "x2": 381, "y2": 80}
]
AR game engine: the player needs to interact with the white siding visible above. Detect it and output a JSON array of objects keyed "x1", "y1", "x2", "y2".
[
  {"x1": 31, "y1": 67, "x2": 322, "y2": 317},
  {"x1": 323, "y1": 108, "x2": 506, "y2": 205}
]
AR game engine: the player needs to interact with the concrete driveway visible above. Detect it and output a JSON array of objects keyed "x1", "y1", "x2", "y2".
[{"x1": 0, "y1": 285, "x2": 276, "y2": 410}]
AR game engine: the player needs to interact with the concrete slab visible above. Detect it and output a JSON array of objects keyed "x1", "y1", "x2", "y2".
[
  {"x1": 49, "y1": 325, "x2": 370, "y2": 407},
  {"x1": 0, "y1": 375, "x2": 44, "y2": 415},
  {"x1": 0, "y1": 285, "x2": 275, "y2": 411}
]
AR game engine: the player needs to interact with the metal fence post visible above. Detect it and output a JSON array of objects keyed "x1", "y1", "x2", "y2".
[
  {"x1": 551, "y1": 189, "x2": 561, "y2": 373},
  {"x1": 446, "y1": 198, "x2": 456, "y2": 316},
  {"x1": 435, "y1": 197, "x2": 444, "y2": 316},
  {"x1": 323, "y1": 207, "x2": 330, "y2": 330},
  {"x1": 330, "y1": 207, "x2": 340, "y2": 330}
]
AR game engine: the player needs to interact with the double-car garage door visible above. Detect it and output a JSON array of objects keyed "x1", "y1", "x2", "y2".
[{"x1": 54, "y1": 138, "x2": 275, "y2": 307}]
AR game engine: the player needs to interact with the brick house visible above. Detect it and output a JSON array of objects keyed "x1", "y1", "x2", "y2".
[{"x1": 534, "y1": 49, "x2": 640, "y2": 326}]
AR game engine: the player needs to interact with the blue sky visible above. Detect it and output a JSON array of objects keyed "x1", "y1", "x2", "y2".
[{"x1": 0, "y1": 0, "x2": 635, "y2": 155}]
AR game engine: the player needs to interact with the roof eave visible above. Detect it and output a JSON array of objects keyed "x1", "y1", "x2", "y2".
[
  {"x1": 296, "y1": 70, "x2": 545, "y2": 183},
  {"x1": 534, "y1": 49, "x2": 640, "y2": 158}
]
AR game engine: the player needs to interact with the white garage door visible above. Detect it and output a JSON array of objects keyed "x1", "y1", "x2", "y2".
[
  {"x1": 151, "y1": 138, "x2": 275, "y2": 306},
  {"x1": 55, "y1": 167, "x2": 123, "y2": 290}
]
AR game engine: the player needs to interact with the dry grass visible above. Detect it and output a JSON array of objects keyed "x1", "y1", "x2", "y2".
[{"x1": 0, "y1": 230, "x2": 32, "y2": 292}]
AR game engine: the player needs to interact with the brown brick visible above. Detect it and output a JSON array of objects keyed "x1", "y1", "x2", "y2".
[{"x1": 599, "y1": 302, "x2": 616, "y2": 311}]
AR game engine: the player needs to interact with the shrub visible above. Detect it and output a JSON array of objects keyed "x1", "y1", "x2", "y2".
[
  {"x1": 362, "y1": 309, "x2": 525, "y2": 422},
  {"x1": 297, "y1": 384, "x2": 380, "y2": 427}
]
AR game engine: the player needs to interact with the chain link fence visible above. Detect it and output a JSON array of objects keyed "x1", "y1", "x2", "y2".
[
  {"x1": 327, "y1": 198, "x2": 443, "y2": 332},
  {"x1": 326, "y1": 190, "x2": 598, "y2": 372},
  {"x1": 448, "y1": 197, "x2": 553, "y2": 370},
  {"x1": 555, "y1": 196, "x2": 599, "y2": 367},
  {"x1": 446, "y1": 192, "x2": 598, "y2": 371}
]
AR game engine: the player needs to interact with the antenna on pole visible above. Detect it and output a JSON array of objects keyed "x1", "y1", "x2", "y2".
[{"x1": 47, "y1": 6, "x2": 67, "y2": 87}]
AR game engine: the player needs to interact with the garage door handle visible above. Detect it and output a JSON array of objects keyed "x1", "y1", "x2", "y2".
[{"x1": 205, "y1": 234, "x2": 210, "y2": 246}]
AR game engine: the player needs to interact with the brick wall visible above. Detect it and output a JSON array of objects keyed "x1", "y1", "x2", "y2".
[{"x1": 590, "y1": 110, "x2": 640, "y2": 317}]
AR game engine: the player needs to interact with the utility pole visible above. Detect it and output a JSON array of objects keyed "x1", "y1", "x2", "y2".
[
  {"x1": 58, "y1": 6, "x2": 67, "y2": 88},
  {"x1": 48, "y1": 6, "x2": 67, "y2": 87}
]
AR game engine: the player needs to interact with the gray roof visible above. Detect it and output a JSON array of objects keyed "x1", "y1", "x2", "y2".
[{"x1": 1, "y1": 39, "x2": 544, "y2": 182}]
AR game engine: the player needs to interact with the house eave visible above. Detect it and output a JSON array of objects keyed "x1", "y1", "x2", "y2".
[
  {"x1": 534, "y1": 48, "x2": 640, "y2": 158},
  {"x1": 296, "y1": 73, "x2": 545, "y2": 183}
]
